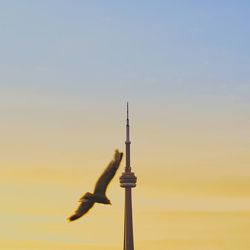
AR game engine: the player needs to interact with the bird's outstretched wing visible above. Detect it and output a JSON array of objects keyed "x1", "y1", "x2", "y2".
[
  {"x1": 68, "y1": 193, "x2": 95, "y2": 221},
  {"x1": 94, "y1": 150, "x2": 123, "y2": 195}
]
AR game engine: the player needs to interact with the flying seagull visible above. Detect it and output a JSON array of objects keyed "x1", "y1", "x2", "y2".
[{"x1": 68, "y1": 150, "x2": 123, "y2": 221}]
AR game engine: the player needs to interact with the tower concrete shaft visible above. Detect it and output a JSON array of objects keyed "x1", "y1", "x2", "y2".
[{"x1": 120, "y1": 103, "x2": 137, "y2": 250}]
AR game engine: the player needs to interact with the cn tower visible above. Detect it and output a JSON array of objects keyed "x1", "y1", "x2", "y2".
[{"x1": 120, "y1": 103, "x2": 137, "y2": 250}]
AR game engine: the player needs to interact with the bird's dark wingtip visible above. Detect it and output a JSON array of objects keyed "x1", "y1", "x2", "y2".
[
  {"x1": 114, "y1": 149, "x2": 123, "y2": 162},
  {"x1": 67, "y1": 215, "x2": 77, "y2": 222}
]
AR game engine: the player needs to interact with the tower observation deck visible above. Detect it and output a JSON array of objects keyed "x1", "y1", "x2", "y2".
[{"x1": 120, "y1": 103, "x2": 137, "y2": 250}]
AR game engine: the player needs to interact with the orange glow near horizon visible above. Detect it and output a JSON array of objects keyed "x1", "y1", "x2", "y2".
[{"x1": 1, "y1": 101, "x2": 250, "y2": 249}]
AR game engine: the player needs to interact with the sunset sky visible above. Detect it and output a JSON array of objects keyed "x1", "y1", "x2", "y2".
[{"x1": 1, "y1": 1, "x2": 250, "y2": 250}]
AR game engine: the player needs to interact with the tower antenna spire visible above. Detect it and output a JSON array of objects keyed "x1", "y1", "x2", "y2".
[
  {"x1": 127, "y1": 102, "x2": 129, "y2": 120},
  {"x1": 126, "y1": 102, "x2": 130, "y2": 143}
]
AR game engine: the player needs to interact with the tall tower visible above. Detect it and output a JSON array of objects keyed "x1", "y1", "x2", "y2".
[{"x1": 120, "y1": 103, "x2": 137, "y2": 250}]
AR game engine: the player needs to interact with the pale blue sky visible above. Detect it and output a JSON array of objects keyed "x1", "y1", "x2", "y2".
[{"x1": 1, "y1": 1, "x2": 250, "y2": 100}]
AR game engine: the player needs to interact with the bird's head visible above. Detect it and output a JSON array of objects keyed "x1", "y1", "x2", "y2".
[{"x1": 104, "y1": 197, "x2": 112, "y2": 205}]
